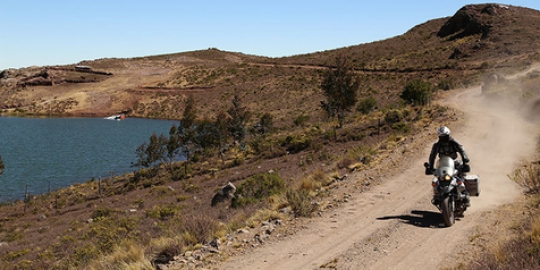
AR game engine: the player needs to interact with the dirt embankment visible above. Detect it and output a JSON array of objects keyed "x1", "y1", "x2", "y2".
[{"x1": 215, "y1": 80, "x2": 538, "y2": 269}]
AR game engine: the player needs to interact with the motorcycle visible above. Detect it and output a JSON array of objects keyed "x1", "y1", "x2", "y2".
[{"x1": 424, "y1": 156, "x2": 479, "y2": 227}]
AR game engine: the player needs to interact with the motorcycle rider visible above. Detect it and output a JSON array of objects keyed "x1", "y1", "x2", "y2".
[{"x1": 427, "y1": 126, "x2": 471, "y2": 207}]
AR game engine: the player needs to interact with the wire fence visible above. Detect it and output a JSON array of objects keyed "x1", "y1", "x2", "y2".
[
  {"x1": 0, "y1": 179, "x2": 100, "y2": 204},
  {"x1": 1, "y1": 181, "x2": 53, "y2": 203}
]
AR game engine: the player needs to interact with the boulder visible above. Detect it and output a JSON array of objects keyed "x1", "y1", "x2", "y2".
[{"x1": 211, "y1": 182, "x2": 236, "y2": 206}]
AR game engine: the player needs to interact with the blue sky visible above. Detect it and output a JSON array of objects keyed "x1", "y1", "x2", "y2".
[{"x1": 2, "y1": 1, "x2": 540, "y2": 70}]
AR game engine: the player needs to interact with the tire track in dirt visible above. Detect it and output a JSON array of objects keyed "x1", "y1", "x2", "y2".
[{"x1": 218, "y1": 73, "x2": 539, "y2": 269}]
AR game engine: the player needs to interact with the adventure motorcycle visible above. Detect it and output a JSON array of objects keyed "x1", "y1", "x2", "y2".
[{"x1": 424, "y1": 156, "x2": 480, "y2": 227}]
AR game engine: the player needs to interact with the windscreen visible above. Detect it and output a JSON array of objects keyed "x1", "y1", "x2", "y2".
[{"x1": 435, "y1": 156, "x2": 456, "y2": 176}]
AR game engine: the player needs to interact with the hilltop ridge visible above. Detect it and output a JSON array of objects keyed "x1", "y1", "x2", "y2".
[{"x1": 1, "y1": 4, "x2": 540, "y2": 122}]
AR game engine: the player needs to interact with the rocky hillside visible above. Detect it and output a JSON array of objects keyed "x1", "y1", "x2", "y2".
[
  {"x1": 1, "y1": 3, "x2": 540, "y2": 270},
  {"x1": 1, "y1": 4, "x2": 540, "y2": 122}
]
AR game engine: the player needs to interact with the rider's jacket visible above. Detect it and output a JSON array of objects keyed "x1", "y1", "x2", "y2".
[{"x1": 428, "y1": 136, "x2": 469, "y2": 168}]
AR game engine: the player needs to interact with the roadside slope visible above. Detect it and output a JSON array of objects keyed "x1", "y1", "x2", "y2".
[{"x1": 218, "y1": 83, "x2": 538, "y2": 269}]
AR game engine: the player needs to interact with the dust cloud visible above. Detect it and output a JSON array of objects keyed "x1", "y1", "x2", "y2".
[{"x1": 447, "y1": 78, "x2": 538, "y2": 212}]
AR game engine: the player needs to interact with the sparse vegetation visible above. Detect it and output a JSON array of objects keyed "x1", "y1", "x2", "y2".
[
  {"x1": 1, "y1": 4, "x2": 540, "y2": 269},
  {"x1": 231, "y1": 172, "x2": 286, "y2": 208},
  {"x1": 457, "y1": 158, "x2": 540, "y2": 270}
]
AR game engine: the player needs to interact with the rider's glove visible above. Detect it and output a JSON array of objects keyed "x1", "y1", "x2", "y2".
[{"x1": 463, "y1": 158, "x2": 470, "y2": 164}]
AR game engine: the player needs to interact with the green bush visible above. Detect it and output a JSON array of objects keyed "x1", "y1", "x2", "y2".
[
  {"x1": 146, "y1": 204, "x2": 181, "y2": 220},
  {"x1": 171, "y1": 164, "x2": 192, "y2": 181},
  {"x1": 91, "y1": 208, "x2": 118, "y2": 219},
  {"x1": 438, "y1": 80, "x2": 452, "y2": 91},
  {"x1": 294, "y1": 114, "x2": 310, "y2": 126},
  {"x1": 282, "y1": 135, "x2": 312, "y2": 153},
  {"x1": 133, "y1": 167, "x2": 158, "y2": 181},
  {"x1": 392, "y1": 122, "x2": 411, "y2": 134},
  {"x1": 231, "y1": 173, "x2": 286, "y2": 208},
  {"x1": 384, "y1": 109, "x2": 403, "y2": 125},
  {"x1": 356, "y1": 96, "x2": 377, "y2": 114},
  {"x1": 400, "y1": 79, "x2": 431, "y2": 105}
]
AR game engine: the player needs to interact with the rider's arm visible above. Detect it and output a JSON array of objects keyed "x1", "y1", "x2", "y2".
[
  {"x1": 452, "y1": 139, "x2": 469, "y2": 162},
  {"x1": 428, "y1": 143, "x2": 438, "y2": 168}
]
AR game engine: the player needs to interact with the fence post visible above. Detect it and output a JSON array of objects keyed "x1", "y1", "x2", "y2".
[
  {"x1": 378, "y1": 118, "x2": 381, "y2": 143},
  {"x1": 24, "y1": 184, "x2": 28, "y2": 213}
]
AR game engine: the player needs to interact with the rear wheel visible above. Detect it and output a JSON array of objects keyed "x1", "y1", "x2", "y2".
[{"x1": 441, "y1": 196, "x2": 455, "y2": 227}]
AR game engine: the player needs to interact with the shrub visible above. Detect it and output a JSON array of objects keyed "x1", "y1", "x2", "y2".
[
  {"x1": 181, "y1": 213, "x2": 220, "y2": 245},
  {"x1": 2, "y1": 248, "x2": 30, "y2": 262},
  {"x1": 282, "y1": 135, "x2": 312, "y2": 153},
  {"x1": 511, "y1": 162, "x2": 540, "y2": 194},
  {"x1": 438, "y1": 80, "x2": 452, "y2": 91},
  {"x1": 91, "y1": 208, "x2": 118, "y2": 219},
  {"x1": 294, "y1": 114, "x2": 311, "y2": 126},
  {"x1": 231, "y1": 173, "x2": 286, "y2": 208},
  {"x1": 392, "y1": 122, "x2": 411, "y2": 134},
  {"x1": 250, "y1": 137, "x2": 285, "y2": 158},
  {"x1": 150, "y1": 185, "x2": 175, "y2": 196},
  {"x1": 400, "y1": 79, "x2": 431, "y2": 106},
  {"x1": 154, "y1": 239, "x2": 184, "y2": 264},
  {"x1": 133, "y1": 167, "x2": 158, "y2": 181},
  {"x1": 384, "y1": 109, "x2": 403, "y2": 125},
  {"x1": 171, "y1": 164, "x2": 192, "y2": 181},
  {"x1": 299, "y1": 169, "x2": 333, "y2": 190},
  {"x1": 146, "y1": 204, "x2": 181, "y2": 220},
  {"x1": 356, "y1": 96, "x2": 377, "y2": 114},
  {"x1": 286, "y1": 189, "x2": 318, "y2": 217}
]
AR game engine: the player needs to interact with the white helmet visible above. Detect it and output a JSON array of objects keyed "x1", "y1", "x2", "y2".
[{"x1": 436, "y1": 126, "x2": 451, "y2": 136}]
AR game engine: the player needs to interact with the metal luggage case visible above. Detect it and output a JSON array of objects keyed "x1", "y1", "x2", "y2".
[{"x1": 464, "y1": 175, "x2": 480, "y2": 196}]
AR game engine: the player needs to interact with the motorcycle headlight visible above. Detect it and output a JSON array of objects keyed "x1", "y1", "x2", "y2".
[{"x1": 439, "y1": 174, "x2": 452, "y2": 181}]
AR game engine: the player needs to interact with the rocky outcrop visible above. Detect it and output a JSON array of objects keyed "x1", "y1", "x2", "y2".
[{"x1": 437, "y1": 4, "x2": 511, "y2": 39}]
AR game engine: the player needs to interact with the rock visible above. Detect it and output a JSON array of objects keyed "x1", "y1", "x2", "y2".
[
  {"x1": 279, "y1": 207, "x2": 291, "y2": 213},
  {"x1": 262, "y1": 223, "x2": 275, "y2": 235},
  {"x1": 192, "y1": 250, "x2": 203, "y2": 260},
  {"x1": 209, "y1": 238, "x2": 220, "y2": 250},
  {"x1": 237, "y1": 228, "x2": 250, "y2": 234},
  {"x1": 211, "y1": 182, "x2": 236, "y2": 206},
  {"x1": 254, "y1": 234, "x2": 265, "y2": 244}
]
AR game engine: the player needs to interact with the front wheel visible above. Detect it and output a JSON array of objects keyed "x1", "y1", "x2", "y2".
[{"x1": 441, "y1": 196, "x2": 455, "y2": 227}]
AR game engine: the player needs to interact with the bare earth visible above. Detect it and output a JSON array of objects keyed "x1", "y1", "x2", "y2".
[{"x1": 217, "y1": 82, "x2": 538, "y2": 269}]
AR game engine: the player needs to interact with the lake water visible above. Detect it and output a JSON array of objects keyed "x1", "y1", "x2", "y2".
[{"x1": 0, "y1": 116, "x2": 178, "y2": 202}]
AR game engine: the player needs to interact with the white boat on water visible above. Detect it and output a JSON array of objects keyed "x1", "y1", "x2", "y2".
[{"x1": 104, "y1": 114, "x2": 126, "y2": 120}]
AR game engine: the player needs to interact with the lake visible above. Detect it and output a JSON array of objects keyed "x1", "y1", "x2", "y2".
[{"x1": 0, "y1": 116, "x2": 178, "y2": 202}]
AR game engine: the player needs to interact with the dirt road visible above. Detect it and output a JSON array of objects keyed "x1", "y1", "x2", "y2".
[{"x1": 219, "y1": 81, "x2": 538, "y2": 269}]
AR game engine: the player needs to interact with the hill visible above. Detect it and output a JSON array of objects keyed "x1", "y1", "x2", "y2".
[
  {"x1": 0, "y1": 3, "x2": 540, "y2": 269},
  {"x1": 2, "y1": 4, "x2": 540, "y2": 122}
]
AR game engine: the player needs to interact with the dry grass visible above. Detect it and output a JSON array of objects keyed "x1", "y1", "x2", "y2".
[
  {"x1": 454, "y1": 158, "x2": 540, "y2": 270},
  {"x1": 511, "y1": 161, "x2": 540, "y2": 193},
  {"x1": 1, "y1": 4, "x2": 540, "y2": 269},
  {"x1": 181, "y1": 213, "x2": 221, "y2": 246},
  {"x1": 88, "y1": 240, "x2": 152, "y2": 270}
]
